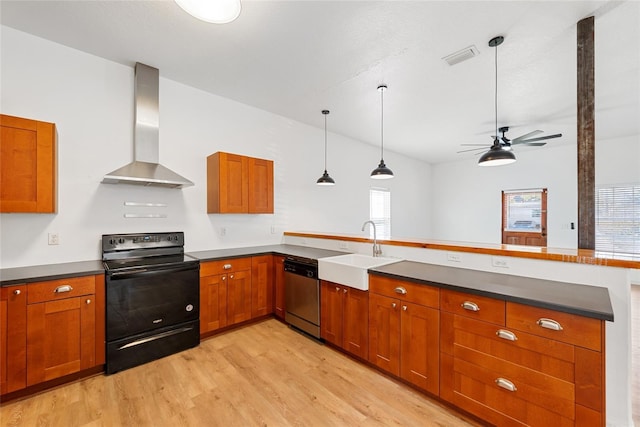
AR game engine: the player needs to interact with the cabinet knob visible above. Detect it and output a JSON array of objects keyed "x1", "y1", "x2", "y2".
[
  {"x1": 222, "y1": 276, "x2": 226, "y2": 281},
  {"x1": 86, "y1": 299, "x2": 91, "y2": 305},
  {"x1": 335, "y1": 287, "x2": 340, "y2": 292},
  {"x1": 402, "y1": 305, "x2": 407, "y2": 311},
  {"x1": 230, "y1": 274, "x2": 234, "y2": 279},
  {"x1": 391, "y1": 302, "x2": 397, "y2": 308},
  {"x1": 343, "y1": 288, "x2": 348, "y2": 293},
  {"x1": 13, "y1": 289, "x2": 21, "y2": 295}
]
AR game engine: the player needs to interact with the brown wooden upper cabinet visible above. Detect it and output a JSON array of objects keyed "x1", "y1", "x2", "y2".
[
  {"x1": 207, "y1": 152, "x2": 273, "y2": 214},
  {"x1": 0, "y1": 114, "x2": 57, "y2": 213}
]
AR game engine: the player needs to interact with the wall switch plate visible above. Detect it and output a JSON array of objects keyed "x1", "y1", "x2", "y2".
[
  {"x1": 447, "y1": 252, "x2": 462, "y2": 262},
  {"x1": 270, "y1": 226, "x2": 276, "y2": 234},
  {"x1": 492, "y1": 256, "x2": 509, "y2": 268},
  {"x1": 339, "y1": 241, "x2": 349, "y2": 250},
  {"x1": 48, "y1": 232, "x2": 60, "y2": 245}
]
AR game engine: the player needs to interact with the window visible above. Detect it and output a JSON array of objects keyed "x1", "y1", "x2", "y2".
[
  {"x1": 596, "y1": 184, "x2": 640, "y2": 254},
  {"x1": 503, "y1": 189, "x2": 545, "y2": 232},
  {"x1": 369, "y1": 187, "x2": 390, "y2": 239}
]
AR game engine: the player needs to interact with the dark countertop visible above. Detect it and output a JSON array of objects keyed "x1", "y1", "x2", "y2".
[
  {"x1": 0, "y1": 260, "x2": 105, "y2": 286},
  {"x1": 0, "y1": 245, "x2": 345, "y2": 286},
  {"x1": 369, "y1": 260, "x2": 614, "y2": 321},
  {"x1": 187, "y1": 244, "x2": 345, "y2": 263}
]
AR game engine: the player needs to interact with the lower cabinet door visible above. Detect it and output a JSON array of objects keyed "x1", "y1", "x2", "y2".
[
  {"x1": 26, "y1": 296, "x2": 95, "y2": 385},
  {"x1": 368, "y1": 292, "x2": 400, "y2": 375},
  {"x1": 227, "y1": 270, "x2": 252, "y2": 325},
  {"x1": 320, "y1": 281, "x2": 343, "y2": 346},
  {"x1": 400, "y1": 302, "x2": 439, "y2": 395},
  {"x1": 342, "y1": 287, "x2": 368, "y2": 360},
  {"x1": 200, "y1": 274, "x2": 227, "y2": 333}
]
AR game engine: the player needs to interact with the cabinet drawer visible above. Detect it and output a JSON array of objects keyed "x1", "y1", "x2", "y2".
[
  {"x1": 451, "y1": 315, "x2": 575, "y2": 382},
  {"x1": 506, "y1": 302, "x2": 602, "y2": 351},
  {"x1": 369, "y1": 275, "x2": 439, "y2": 308},
  {"x1": 28, "y1": 276, "x2": 96, "y2": 304},
  {"x1": 200, "y1": 257, "x2": 252, "y2": 277},
  {"x1": 440, "y1": 289, "x2": 505, "y2": 325}
]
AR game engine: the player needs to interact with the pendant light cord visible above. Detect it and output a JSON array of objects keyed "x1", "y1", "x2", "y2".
[
  {"x1": 380, "y1": 88, "x2": 385, "y2": 160},
  {"x1": 494, "y1": 40, "x2": 498, "y2": 144},
  {"x1": 324, "y1": 112, "x2": 328, "y2": 171}
]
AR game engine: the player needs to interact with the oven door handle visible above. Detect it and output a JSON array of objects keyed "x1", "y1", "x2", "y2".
[{"x1": 108, "y1": 263, "x2": 198, "y2": 278}]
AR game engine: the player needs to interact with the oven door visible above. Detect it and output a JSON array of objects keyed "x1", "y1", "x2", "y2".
[{"x1": 106, "y1": 262, "x2": 199, "y2": 341}]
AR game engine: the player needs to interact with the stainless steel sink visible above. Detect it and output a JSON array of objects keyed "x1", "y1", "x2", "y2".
[{"x1": 318, "y1": 253, "x2": 400, "y2": 290}]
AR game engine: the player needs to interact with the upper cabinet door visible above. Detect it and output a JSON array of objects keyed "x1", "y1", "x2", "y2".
[
  {"x1": 248, "y1": 157, "x2": 274, "y2": 213},
  {"x1": 0, "y1": 114, "x2": 57, "y2": 213},
  {"x1": 207, "y1": 152, "x2": 249, "y2": 213}
]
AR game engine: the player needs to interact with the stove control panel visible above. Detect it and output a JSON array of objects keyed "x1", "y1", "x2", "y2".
[{"x1": 102, "y1": 232, "x2": 184, "y2": 253}]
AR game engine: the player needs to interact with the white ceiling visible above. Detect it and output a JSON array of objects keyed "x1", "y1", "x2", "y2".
[{"x1": 1, "y1": 0, "x2": 637, "y2": 164}]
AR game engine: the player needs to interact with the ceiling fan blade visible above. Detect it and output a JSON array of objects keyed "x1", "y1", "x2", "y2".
[
  {"x1": 461, "y1": 144, "x2": 491, "y2": 146},
  {"x1": 516, "y1": 142, "x2": 547, "y2": 146},
  {"x1": 511, "y1": 130, "x2": 543, "y2": 142},
  {"x1": 513, "y1": 133, "x2": 562, "y2": 144},
  {"x1": 457, "y1": 147, "x2": 489, "y2": 153}
]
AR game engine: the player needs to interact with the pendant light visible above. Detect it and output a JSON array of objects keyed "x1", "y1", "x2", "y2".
[
  {"x1": 317, "y1": 110, "x2": 335, "y2": 186},
  {"x1": 479, "y1": 36, "x2": 516, "y2": 167},
  {"x1": 371, "y1": 84, "x2": 394, "y2": 179},
  {"x1": 174, "y1": 0, "x2": 242, "y2": 24}
]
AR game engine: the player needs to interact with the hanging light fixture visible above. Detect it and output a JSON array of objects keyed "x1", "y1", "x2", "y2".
[
  {"x1": 174, "y1": 0, "x2": 242, "y2": 24},
  {"x1": 371, "y1": 84, "x2": 394, "y2": 179},
  {"x1": 479, "y1": 36, "x2": 516, "y2": 167},
  {"x1": 317, "y1": 110, "x2": 335, "y2": 186}
]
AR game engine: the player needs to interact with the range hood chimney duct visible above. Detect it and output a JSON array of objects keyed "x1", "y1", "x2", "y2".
[{"x1": 102, "y1": 62, "x2": 194, "y2": 188}]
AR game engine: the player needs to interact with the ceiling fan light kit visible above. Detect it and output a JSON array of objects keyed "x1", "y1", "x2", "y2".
[
  {"x1": 174, "y1": 0, "x2": 241, "y2": 24},
  {"x1": 371, "y1": 84, "x2": 394, "y2": 179},
  {"x1": 317, "y1": 110, "x2": 336, "y2": 186}
]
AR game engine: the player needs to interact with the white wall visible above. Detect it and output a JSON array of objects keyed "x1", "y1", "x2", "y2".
[{"x1": 0, "y1": 26, "x2": 431, "y2": 268}]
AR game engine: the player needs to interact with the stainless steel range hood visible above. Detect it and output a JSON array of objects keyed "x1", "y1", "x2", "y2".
[{"x1": 102, "y1": 63, "x2": 194, "y2": 189}]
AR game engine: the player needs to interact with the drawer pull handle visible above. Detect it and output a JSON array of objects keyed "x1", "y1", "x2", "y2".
[
  {"x1": 495, "y1": 378, "x2": 517, "y2": 392},
  {"x1": 496, "y1": 329, "x2": 517, "y2": 341},
  {"x1": 223, "y1": 264, "x2": 232, "y2": 270},
  {"x1": 13, "y1": 289, "x2": 21, "y2": 295},
  {"x1": 54, "y1": 285, "x2": 73, "y2": 293},
  {"x1": 394, "y1": 287, "x2": 407, "y2": 295},
  {"x1": 537, "y1": 318, "x2": 563, "y2": 331},
  {"x1": 461, "y1": 301, "x2": 479, "y2": 312}
]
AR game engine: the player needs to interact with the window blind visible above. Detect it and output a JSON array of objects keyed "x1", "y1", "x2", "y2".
[
  {"x1": 595, "y1": 184, "x2": 640, "y2": 254},
  {"x1": 370, "y1": 188, "x2": 391, "y2": 239}
]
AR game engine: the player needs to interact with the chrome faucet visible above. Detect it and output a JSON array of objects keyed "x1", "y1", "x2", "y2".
[{"x1": 362, "y1": 220, "x2": 382, "y2": 257}]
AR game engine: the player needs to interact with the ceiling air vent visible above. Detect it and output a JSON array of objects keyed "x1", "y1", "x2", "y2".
[{"x1": 442, "y1": 45, "x2": 479, "y2": 66}]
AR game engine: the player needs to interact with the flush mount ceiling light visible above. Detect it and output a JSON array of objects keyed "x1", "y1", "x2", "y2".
[
  {"x1": 371, "y1": 84, "x2": 394, "y2": 179},
  {"x1": 317, "y1": 110, "x2": 335, "y2": 186},
  {"x1": 174, "y1": 0, "x2": 241, "y2": 24},
  {"x1": 479, "y1": 36, "x2": 516, "y2": 167}
]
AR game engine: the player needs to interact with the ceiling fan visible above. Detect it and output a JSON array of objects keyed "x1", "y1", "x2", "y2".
[
  {"x1": 460, "y1": 35, "x2": 562, "y2": 166},
  {"x1": 457, "y1": 126, "x2": 562, "y2": 154}
]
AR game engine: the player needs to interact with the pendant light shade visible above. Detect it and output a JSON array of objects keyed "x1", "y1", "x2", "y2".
[
  {"x1": 371, "y1": 84, "x2": 394, "y2": 179},
  {"x1": 174, "y1": 0, "x2": 242, "y2": 24},
  {"x1": 479, "y1": 36, "x2": 516, "y2": 167},
  {"x1": 317, "y1": 110, "x2": 335, "y2": 186}
]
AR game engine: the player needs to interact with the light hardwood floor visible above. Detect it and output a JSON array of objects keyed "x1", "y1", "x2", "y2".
[{"x1": 1, "y1": 319, "x2": 479, "y2": 427}]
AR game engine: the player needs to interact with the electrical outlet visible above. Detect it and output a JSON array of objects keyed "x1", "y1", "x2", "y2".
[
  {"x1": 270, "y1": 226, "x2": 276, "y2": 234},
  {"x1": 446, "y1": 252, "x2": 461, "y2": 263},
  {"x1": 339, "y1": 241, "x2": 349, "y2": 250},
  {"x1": 220, "y1": 227, "x2": 226, "y2": 237},
  {"x1": 492, "y1": 256, "x2": 509, "y2": 268},
  {"x1": 48, "y1": 232, "x2": 60, "y2": 245}
]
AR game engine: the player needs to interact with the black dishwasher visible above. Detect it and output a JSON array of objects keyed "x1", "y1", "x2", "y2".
[{"x1": 284, "y1": 256, "x2": 320, "y2": 338}]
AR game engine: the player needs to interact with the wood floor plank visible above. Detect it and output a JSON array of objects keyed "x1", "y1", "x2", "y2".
[{"x1": 1, "y1": 319, "x2": 479, "y2": 427}]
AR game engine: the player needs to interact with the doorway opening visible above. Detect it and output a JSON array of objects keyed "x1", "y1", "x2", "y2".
[{"x1": 502, "y1": 188, "x2": 547, "y2": 246}]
